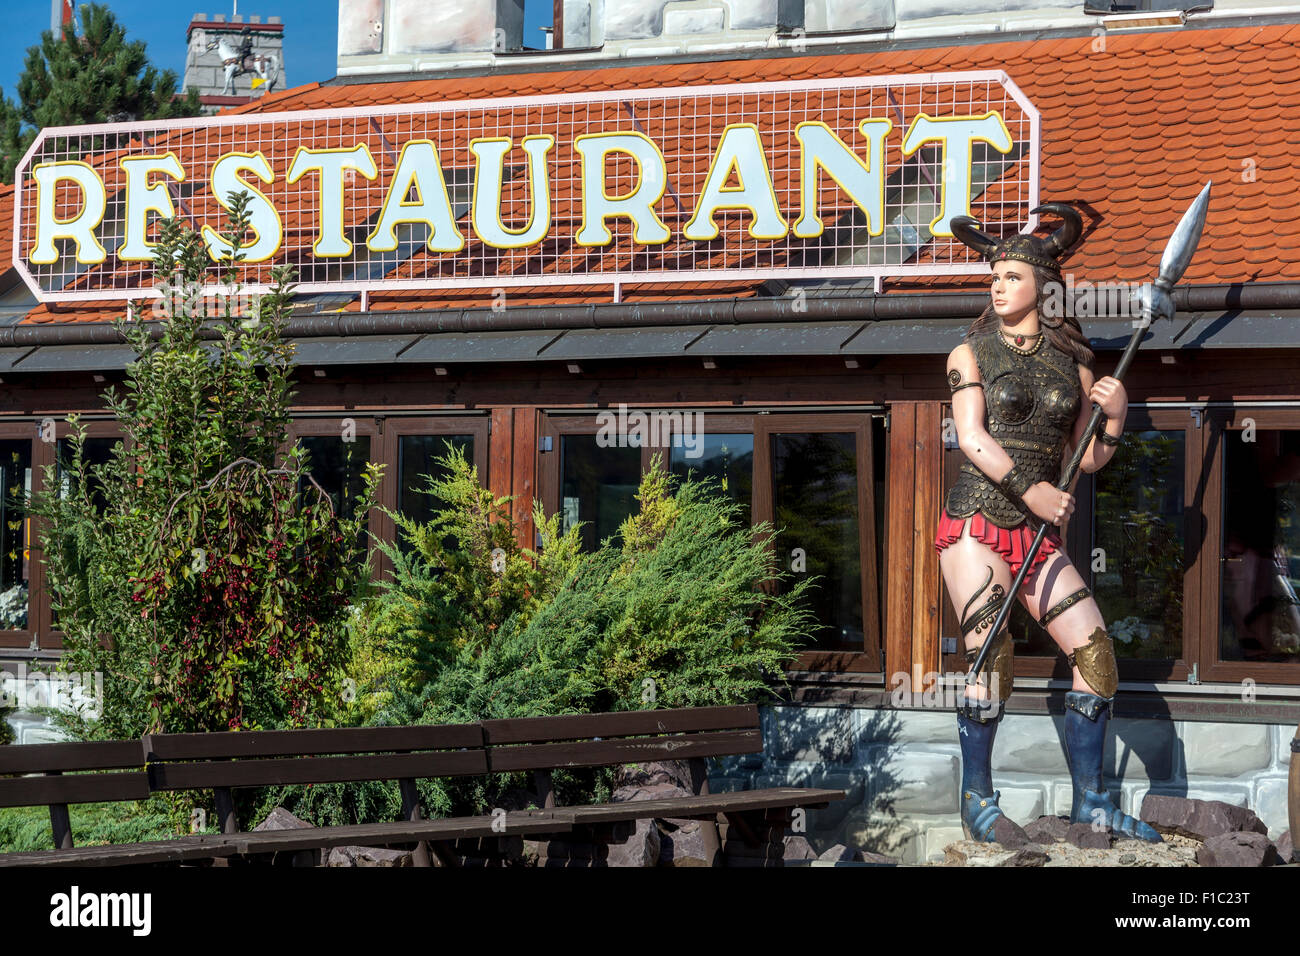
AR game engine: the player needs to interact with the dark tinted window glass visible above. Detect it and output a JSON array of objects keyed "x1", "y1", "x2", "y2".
[
  {"x1": 1093, "y1": 430, "x2": 1185, "y2": 660},
  {"x1": 0, "y1": 441, "x2": 32, "y2": 630},
  {"x1": 670, "y1": 433, "x2": 753, "y2": 527},
  {"x1": 560, "y1": 436, "x2": 640, "y2": 552},
  {"x1": 1220, "y1": 428, "x2": 1300, "y2": 664},
  {"x1": 298, "y1": 435, "x2": 372, "y2": 527},
  {"x1": 772, "y1": 432, "x2": 862, "y2": 651},
  {"x1": 397, "y1": 434, "x2": 473, "y2": 555}
]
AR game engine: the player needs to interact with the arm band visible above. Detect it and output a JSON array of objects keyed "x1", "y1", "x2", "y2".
[
  {"x1": 998, "y1": 464, "x2": 1033, "y2": 501},
  {"x1": 950, "y1": 382, "x2": 984, "y2": 393},
  {"x1": 1096, "y1": 429, "x2": 1121, "y2": 447}
]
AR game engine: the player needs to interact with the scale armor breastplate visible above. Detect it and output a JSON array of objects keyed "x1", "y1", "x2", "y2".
[{"x1": 945, "y1": 330, "x2": 1081, "y2": 529}]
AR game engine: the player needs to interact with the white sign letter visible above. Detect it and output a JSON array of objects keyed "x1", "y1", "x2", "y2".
[
  {"x1": 118, "y1": 153, "x2": 185, "y2": 261},
  {"x1": 573, "y1": 131, "x2": 671, "y2": 246},
  {"x1": 683, "y1": 124, "x2": 787, "y2": 241},
  {"x1": 287, "y1": 145, "x2": 378, "y2": 257},
  {"x1": 469, "y1": 135, "x2": 555, "y2": 249},
  {"x1": 900, "y1": 112, "x2": 1013, "y2": 237},
  {"x1": 366, "y1": 140, "x2": 465, "y2": 253},
  {"x1": 793, "y1": 119, "x2": 893, "y2": 238},
  {"x1": 29, "y1": 162, "x2": 108, "y2": 265}
]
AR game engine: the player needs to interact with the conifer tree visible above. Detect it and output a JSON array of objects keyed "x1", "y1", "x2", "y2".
[{"x1": 0, "y1": 3, "x2": 201, "y2": 183}]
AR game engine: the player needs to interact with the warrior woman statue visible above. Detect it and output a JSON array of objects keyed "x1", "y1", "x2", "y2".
[{"x1": 935, "y1": 203, "x2": 1163, "y2": 844}]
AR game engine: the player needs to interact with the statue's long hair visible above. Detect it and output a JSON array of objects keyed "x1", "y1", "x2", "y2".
[{"x1": 965, "y1": 263, "x2": 1095, "y2": 372}]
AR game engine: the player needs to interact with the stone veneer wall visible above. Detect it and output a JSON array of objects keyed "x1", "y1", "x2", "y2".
[{"x1": 708, "y1": 704, "x2": 1296, "y2": 865}]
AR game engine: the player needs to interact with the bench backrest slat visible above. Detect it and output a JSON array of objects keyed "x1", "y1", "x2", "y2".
[
  {"x1": 488, "y1": 729, "x2": 762, "y2": 773},
  {"x1": 148, "y1": 749, "x2": 489, "y2": 791},
  {"x1": 143, "y1": 723, "x2": 483, "y2": 760},
  {"x1": 0, "y1": 772, "x2": 151, "y2": 808},
  {"x1": 480, "y1": 704, "x2": 758, "y2": 745},
  {"x1": 0, "y1": 740, "x2": 144, "y2": 774}
]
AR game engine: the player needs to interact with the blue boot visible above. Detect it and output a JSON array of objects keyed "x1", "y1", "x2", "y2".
[
  {"x1": 957, "y1": 703, "x2": 1026, "y2": 844},
  {"x1": 1063, "y1": 691, "x2": 1163, "y2": 843}
]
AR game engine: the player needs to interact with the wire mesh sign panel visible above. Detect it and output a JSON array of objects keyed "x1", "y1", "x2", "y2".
[{"x1": 12, "y1": 71, "x2": 1039, "y2": 303}]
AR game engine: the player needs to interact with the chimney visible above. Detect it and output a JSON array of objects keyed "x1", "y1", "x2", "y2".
[{"x1": 338, "y1": 0, "x2": 525, "y2": 73}]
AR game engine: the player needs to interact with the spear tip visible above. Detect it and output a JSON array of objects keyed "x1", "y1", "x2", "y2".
[{"x1": 1158, "y1": 181, "x2": 1212, "y2": 287}]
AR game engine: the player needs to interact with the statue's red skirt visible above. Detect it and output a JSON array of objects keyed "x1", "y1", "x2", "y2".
[{"x1": 934, "y1": 509, "x2": 1063, "y2": 582}]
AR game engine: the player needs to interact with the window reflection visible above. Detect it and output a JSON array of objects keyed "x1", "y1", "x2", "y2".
[
  {"x1": 298, "y1": 435, "x2": 371, "y2": 527},
  {"x1": 1220, "y1": 428, "x2": 1300, "y2": 663},
  {"x1": 51, "y1": 437, "x2": 120, "y2": 629},
  {"x1": 771, "y1": 432, "x2": 863, "y2": 652},
  {"x1": 669, "y1": 433, "x2": 753, "y2": 527},
  {"x1": 560, "y1": 436, "x2": 640, "y2": 552},
  {"x1": 396, "y1": 434, "x2": 473, "y2": 555},
  {"x1": 0, "y1": 441, "x2": 31, "y2": 631},
  {"x1": 57, "y1": 437, "x2": 118, "y2": 513},
  {"x1": 1093, "y1": 430, "x2": 1185, "y2": 660}
]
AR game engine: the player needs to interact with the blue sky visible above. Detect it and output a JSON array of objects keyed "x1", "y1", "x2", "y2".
[{"x1": 2, "y1": 1, "x2": 554, "y2": 106}]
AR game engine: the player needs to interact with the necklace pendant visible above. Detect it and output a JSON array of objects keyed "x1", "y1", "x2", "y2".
[{"x1": 1014, "y1": 334, "x2": 1025, "y2": 346}]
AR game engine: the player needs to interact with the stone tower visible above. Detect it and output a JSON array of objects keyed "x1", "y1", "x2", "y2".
[{"x1": 182, "y1": 12, "x2": 287, "y2": 114}]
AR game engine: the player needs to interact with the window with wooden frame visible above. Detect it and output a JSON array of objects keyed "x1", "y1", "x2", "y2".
[
  {"x1": 0, "y1": 423, "x2": 38, "y2": 649},
  {"x1": 5, "y1": 419, "x2": 126, "y2": 651},
  {"x1": 1201, "y1": 407, "x2": 1300, "y2": 684},
  {"x1": 287, "y1": 415, "x2": 491, "y2": 580},
  {"x1": 538, "y1": 410, "x2": 885, "y2": 672},
  {"x1": 376, "y1": 415, "x2": 490, "y2": 575},
  {"x1": 939, "y1": 404, "x2": 1206, "y2": 685}
]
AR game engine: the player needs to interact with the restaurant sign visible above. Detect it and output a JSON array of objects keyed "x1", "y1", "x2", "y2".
[{"x1": 12, "y1": 72, "x2": 1038, "y2": 302}]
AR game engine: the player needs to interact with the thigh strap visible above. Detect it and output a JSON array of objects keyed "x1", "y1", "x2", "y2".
[{"x1": 1038, "y1": 585, "x2": 1091, "y2": 628}]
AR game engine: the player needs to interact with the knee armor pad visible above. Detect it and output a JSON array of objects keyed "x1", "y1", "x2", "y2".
[
  {"x1": 963, "y1": 629, "x2": 1013, "y2": 704},
  {"x1": 1066, "y1": 625, "x2": 1118, "y2": 700}
]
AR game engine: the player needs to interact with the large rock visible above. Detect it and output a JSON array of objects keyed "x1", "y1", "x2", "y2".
[
  {"x1": 327, "y1": 845, "x2": 413, "y2": 867},
  {"x1": 1065, "y1": 822, "x2": 1115, "y2": 849},
  {"x1": 1024, "y1": 815, "x2": 1070, "y2": 844},
  {"x1": 1140, "y1": 795, "x2": 1269, "y2": 840},
  {"x1": 606, "y1": 818, "x2": 661, "y2": 867},
  {"x1": 611, "y1": 782, "x2": 691, "y2": 803},
  {"x1": 943, "y1": 842, "x2": 1047, "y2": 867},
  {"x1": 1276, "y1": 831, "x2": 1294, "y2": 864},
  {"x1": 1002, "y1": 845, "x2": 1049, "y2": 867},
  {"x1": 1196, "y1": 832, "x2": 1280, "y2": 867},
  {"x1": 614, "y1": 760, "x2": 694, "y2": 792},
  {"x1": 254, "y1": 806, "x2": 319, "y2": 865},
  {"x1": 817, "y1": 843, "x2": 864, "y2": 863},
  {"x1": 858, "y1": 849, "x2": 900, "y2": 865},
  {"x1": 657, "y1": 818, "x2": 713, "y2": 866},
  {"x1": 783, "y1": 835, "x2": 818, "y2": 861},
  {"x1": 254, "y1": 806, "x2": 313, "y2": 830}
]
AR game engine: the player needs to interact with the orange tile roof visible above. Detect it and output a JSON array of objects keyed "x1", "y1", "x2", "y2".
[{"x1": 9, "y1": 23, "x2": 1299, "y2": 324}]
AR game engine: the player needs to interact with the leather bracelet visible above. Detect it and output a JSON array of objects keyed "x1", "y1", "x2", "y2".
[
  {"x1": 1096, "y1": 428, "x2": 1121, "y2": 447},
  {"x1": 998, "y1": 464, "x2": 1032, "y2": 501}
]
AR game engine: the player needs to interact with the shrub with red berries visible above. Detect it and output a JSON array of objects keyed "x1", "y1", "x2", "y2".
[{"x1": 34, "y1": 199, "x2": 380, "y2": 739}]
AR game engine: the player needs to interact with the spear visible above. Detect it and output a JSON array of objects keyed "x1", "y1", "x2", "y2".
[{"x1": 965, "y1": 181, "x2": 1213, "y2": 700}]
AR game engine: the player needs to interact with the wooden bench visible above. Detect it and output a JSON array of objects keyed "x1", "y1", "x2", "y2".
[
  {"x1": 139, "y1": 722, "x2": 570, "y2": 866},
  {"x1": 0, "y1": 705, "x2": 844, "y2": 867},
  {"x1": 0, "y1": 723, "x2": 569, "y2": 867},
  {"x1": 0, "y1": 737, "x2": 241, "y2": 867},
  {"x1": 472, "y1": 703, "x2": 844, "y2": 867}
]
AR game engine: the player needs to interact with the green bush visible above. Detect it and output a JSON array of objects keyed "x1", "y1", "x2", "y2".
[
  {"x1": 275, "y1": 448, "x2": 816, "y2": 824},
  {"x1": 32, "y1": 198, "x2": 380, "y2": 738}
]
